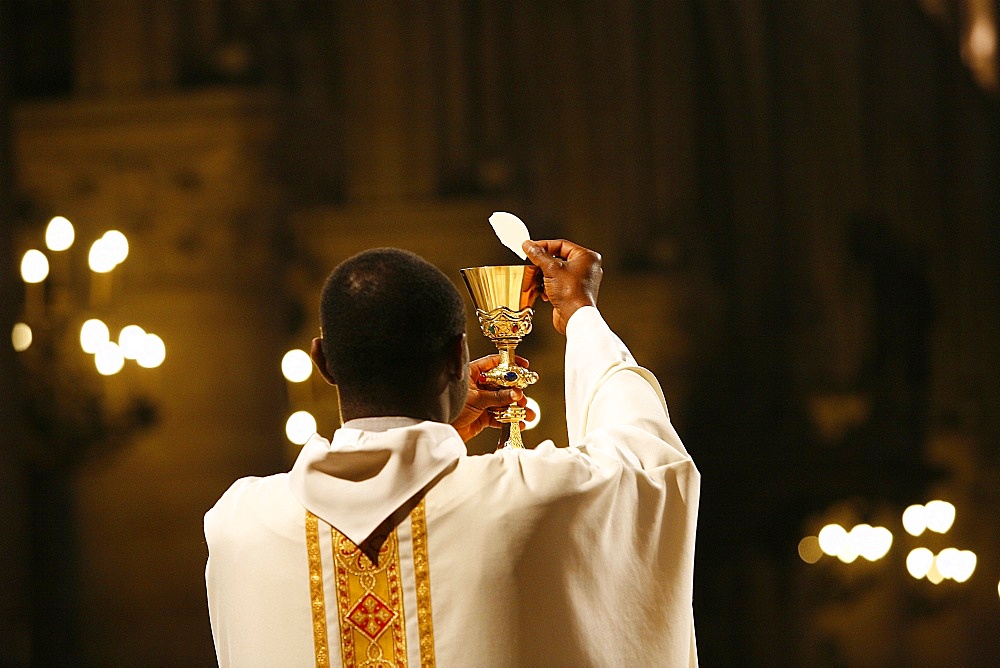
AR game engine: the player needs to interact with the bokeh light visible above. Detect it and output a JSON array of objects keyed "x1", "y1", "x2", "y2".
[
  {"x1": 851, "y1": 524, "x2": 893, "y2": 562},
  {"x1": 137, "y1": 334, "x2": 166, "y2": 369},
  {"x1": 281, "y1": 349, "x2": 313, "y2": 383},
  {"x1": 102, "y1": 230, "x2": 129, "y2": 265},
  {"x1": 80, "y1": 319, "x2": 110, "y2": 353},
  {"x1": 88, "y1": 238, "x2": 117, "y2": 273},
  {"x1": 524, "y1": 396, "x2": 541, "y2": 430},
  {"x1": 906, "y1": 547, "x2": 934, "y2": 579},
  {"x1": 926, "y1": 559, "x2": 945, "y2": 584},
  {"x1": 285, "y1": 411, "x2": 317, "y2": 445},
  {"x1": 817, "y1": 524, "x2": 847, "y2": 557},
  {"x1": 21, "y1": 249, "x2": 50, "y2": 283},
  {"x1": 95, "y1": 341, "x2": 125, "y2": 375},
  {"x1": 798, "y1": 536, "x2": 823, "y2": 564},
  {"x1": 902, "y1": 504, "x2": 927, "y2": 536},
  {"x1": 45, "y1": 216, "x2": 75, "y2": 251},
  {"x1": 12, "y1": 323, "x2": 32, "y2": 352},
  {"x1": 924, "y1": 500, "x2": 956, "y2": 533},
  {"x1": 119, "y1": 325, "x2": 147, "y2": 360}
]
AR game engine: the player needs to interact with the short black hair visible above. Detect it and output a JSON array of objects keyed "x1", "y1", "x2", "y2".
[{"x1": 319, "y1": 248, "x2": 466, "y2": 393}]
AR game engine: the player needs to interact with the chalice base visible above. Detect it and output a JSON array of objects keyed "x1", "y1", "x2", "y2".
[{"x1": 493, "y1": 404, "x2": 527, "y2": 450}]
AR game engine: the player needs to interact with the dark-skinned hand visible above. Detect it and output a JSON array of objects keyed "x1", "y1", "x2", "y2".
[
  {"x1": 451, "y1": 354, "x2": 536, "y2": 442},
  {"x1": 522, "y1": 239, "x2": 603, "y2": 334}
]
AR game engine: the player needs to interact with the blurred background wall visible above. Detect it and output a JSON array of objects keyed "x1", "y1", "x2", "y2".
[{"x1": 1, "y1": 1, "x2": 998, "y2": 665}]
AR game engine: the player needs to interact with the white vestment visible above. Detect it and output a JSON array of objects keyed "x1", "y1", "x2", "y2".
[{"x1": 205, "y1": 307, "x2": 700, "y2": 667}]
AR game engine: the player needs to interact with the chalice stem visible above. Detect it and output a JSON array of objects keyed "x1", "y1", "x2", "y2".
[
  {"x1": 492, "y1": 401, "x2": 527, "y2": 450},
  {"x1": 498, "y1": 421, "x2": 525, "y2": 450}
]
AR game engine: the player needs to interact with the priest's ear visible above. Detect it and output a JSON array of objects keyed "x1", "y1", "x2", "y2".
[
  {"x1": 445, "y1": 333, "x2": 468, "y2": 382},
  {"x1": 310, "y1": 337, "x2": 337, "y2": 385}
]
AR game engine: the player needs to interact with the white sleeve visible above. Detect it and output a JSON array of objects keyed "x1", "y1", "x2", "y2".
[{"x1": 563, "y1": 306, "x2": 692, "y2": 471}]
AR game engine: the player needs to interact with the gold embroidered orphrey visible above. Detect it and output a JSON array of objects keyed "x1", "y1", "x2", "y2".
[{"x1": 306, "y1": 500, "x2": 436, "y2": 667}]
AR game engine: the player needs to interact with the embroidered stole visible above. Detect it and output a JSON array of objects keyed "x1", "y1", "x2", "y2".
[{"x1": 306, "y1": 500, "x2": 436, "y2": 667}]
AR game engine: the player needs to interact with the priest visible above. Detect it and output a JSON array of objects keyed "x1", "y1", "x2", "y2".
[{"x1": 205, "y1": 238, "x2": 700, "y2": 666}]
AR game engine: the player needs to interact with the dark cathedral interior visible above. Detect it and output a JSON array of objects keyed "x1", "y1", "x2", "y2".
[{"x1": 1, "y1": 1, "x2": 998, "y2": 665}]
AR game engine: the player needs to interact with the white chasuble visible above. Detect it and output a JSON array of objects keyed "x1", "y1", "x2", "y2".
[{"x1": 206, "y1": 307, "x2": 700, "y2": 667}]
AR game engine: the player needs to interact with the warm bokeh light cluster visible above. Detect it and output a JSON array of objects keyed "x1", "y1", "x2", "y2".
[
  {"x1": 88, "y1": 230, "x2": 129, "y2": 273},
  {"x1": 902, "y1": 500, "x2": 956, "y2": 536},
  {"x1": 13, "y1": 220, "x2": 166, "y2": 378},
  {"x1": 806, "y1": 523, "x2": 894, "y2": 564},
  {"x1": 78, "y1": 320, "x2": 166, "y2": 375},
  {"x1": 800, "y1": 498, "x2": 983, "y2": 590},
  {"x1": 281, "y1": 349, "x2": 317, "y2": 444},
  {"x1": 907, "y1": 547, "x2": 977, "y2": 583}
]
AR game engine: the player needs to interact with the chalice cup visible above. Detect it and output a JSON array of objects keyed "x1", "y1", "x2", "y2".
[{"x1": 461, "y1": 264, "x2": 542, "y2": 450}]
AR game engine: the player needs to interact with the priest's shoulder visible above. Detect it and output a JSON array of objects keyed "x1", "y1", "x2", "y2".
[{"x1": 206, "y1": 472, "x2": 297, "y2": 523}]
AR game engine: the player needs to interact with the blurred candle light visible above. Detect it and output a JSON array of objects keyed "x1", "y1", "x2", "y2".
[
  {"x1": 12, "y1": 323, "x2": 32, "y2": 352},
  {"x1": 80, "y1": 318, "x2": 110, "y2": 353},
  {"x1": 88, "y1": 238, "x2": 117, "y2": 273},
  {"x1": 102, "y1": 230, "x2": 129, "y2": 265},
  {"x1": 924, "y1": 500, "x2": 956, "y2": 533},
  {"x1": 936, "y1": 547, "x2": 961, "y2": 580},
  {"x1": 95, "y1": 341, "x2": 125, "y2": 375},
  {"x1": 21, "y1": 249, "x2": 50, "y2": 283},
  {"x1": 136, "y1": 333, "x2": 166, "y2": 369},
  {"x1": 798, "y1": 536, "x2": 823, "y2": 564},
  {"x1": 818, "y1": 524, "x2": 848, "y2": 557},
  {"x1": 907, "y1": 547, "x2": 934, "y2": 579},
  {"x1": 285, "y1": 410, "x2": 317, "y2": 445},
  {"x1": 524, "y1": 396, "x2": 541, "y2": 430},
  {"x1": 926, "y1": 559, "x2": 945, "y2": 585},
  {"x1": 902, "y1": 504, "x2": 928, "y2": 536},
  {"x1": 45, "y1": 216, "x2": 75, "y2": 251},
  {"x1": 119, "y1": 325, "x2": 147, "y2": 360},
  {"x1": 853, "y1": 525, "x2": 893, "y2": 561},
  {"x1": 281, "y1": 349, "x2": 313, "y2": 383},
  {"x1": 950, "y1": 550, "x2": 977, "y2": 583}
]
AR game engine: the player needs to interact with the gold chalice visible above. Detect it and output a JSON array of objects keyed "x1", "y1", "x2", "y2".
[{"x1": 461, "y1": 264, "x2": 542, "y2": 450}]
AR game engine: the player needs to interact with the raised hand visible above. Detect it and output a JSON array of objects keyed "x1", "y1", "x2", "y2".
[{"x1": 522, "y1": 239, "x2": 603, "y2": 334}]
